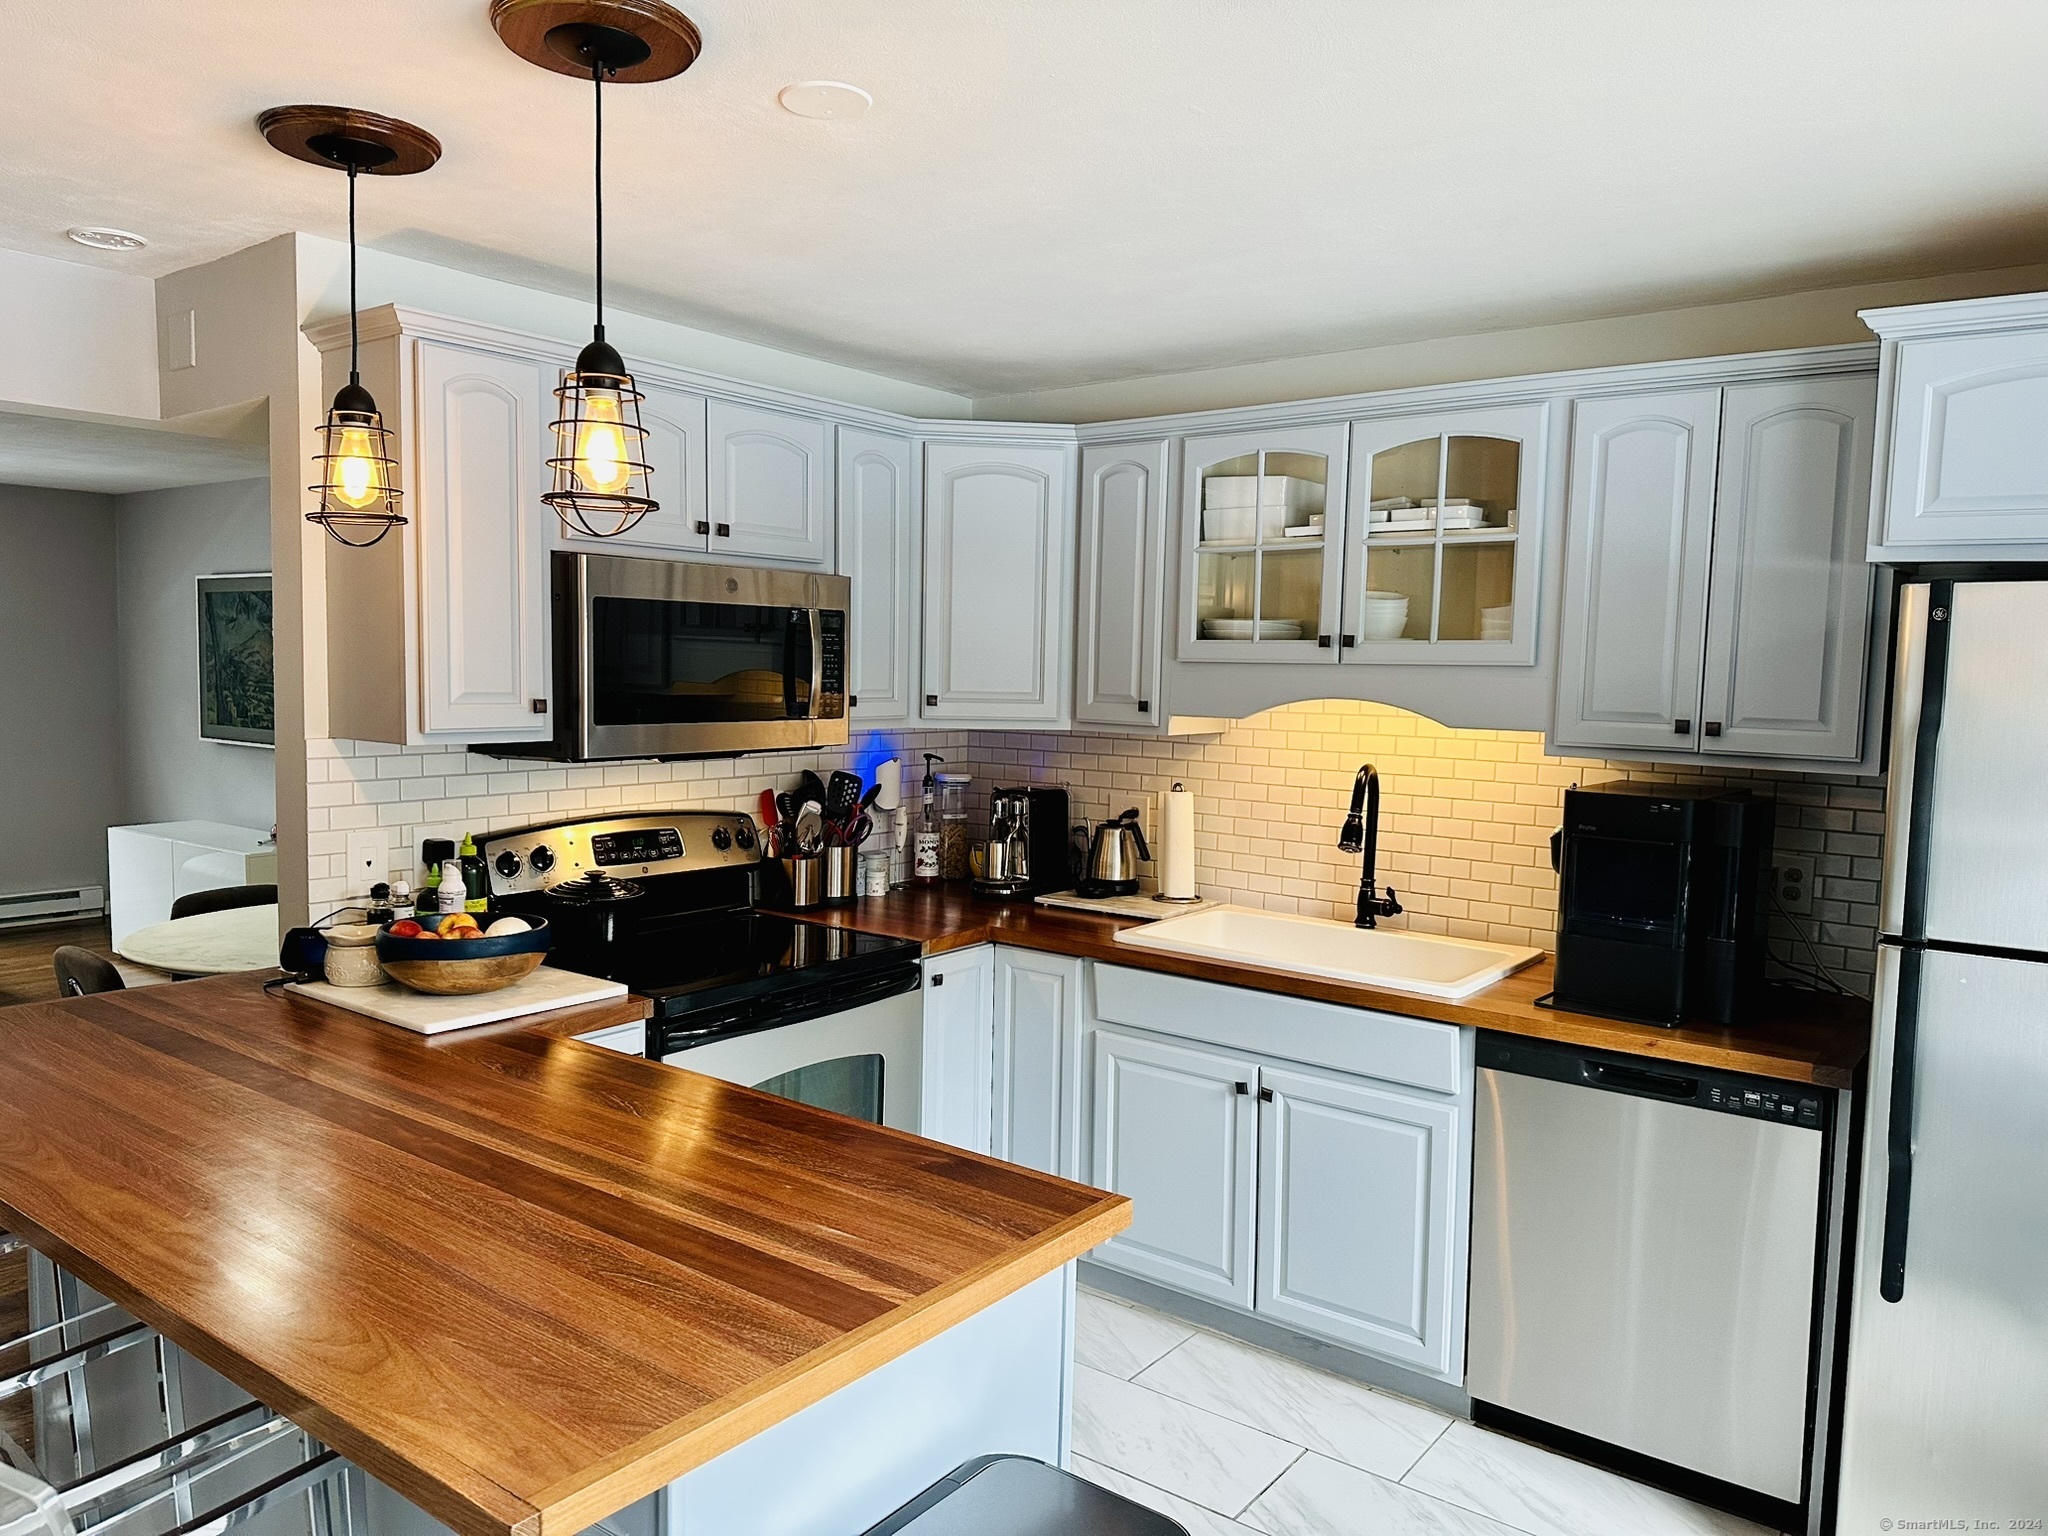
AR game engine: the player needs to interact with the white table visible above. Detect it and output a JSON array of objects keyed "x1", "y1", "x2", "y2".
[{"x1": 115, "y1": 904, "x2": 279, "y2": 978}]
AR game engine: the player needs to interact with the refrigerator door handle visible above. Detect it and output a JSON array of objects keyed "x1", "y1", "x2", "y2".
[
  {"x1": 1880, "y1": 580, "x2": 1953, "y2": 941},
  {"x1": 1878, "y1": 942, "x2": 1924, "y2": 1303}
]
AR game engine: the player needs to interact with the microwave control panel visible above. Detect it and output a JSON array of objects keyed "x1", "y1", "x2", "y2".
[{"x1": 816, "y1": 609, "x2": 846, "y2": 718}]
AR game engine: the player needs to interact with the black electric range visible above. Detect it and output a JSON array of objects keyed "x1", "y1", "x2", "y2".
[{"x1": 477, "y1": 812, "x2": 922, "y2": 1054}]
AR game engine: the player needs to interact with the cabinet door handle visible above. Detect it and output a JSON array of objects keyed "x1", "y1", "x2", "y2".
[
  {"x1": 714, "y1": 522, "x2": 731, "y2": 538},
  {"x1": 1340, "y1": 634, "x2": 1356, "y2": 648},
  {"x1": 1257, "y1": 1086, "x2": 1274, "y2": 1103},
  {"x1": 530, "y1": 698, "x2": 547, "y2": 714},
  {"x1": 848, "y1": 693, "x2": 859, "y2": 708},
  {"x1": 1317, "y1": 634, "x2": 1333, "y2": 648},
  {"x1": 1233, "y1": 1081, "x2": 1249, "y2": 1095},
  {"x1": 925, "y1": 694, "x2": 938, "y2": 708},
  {"x1": 929, "y1": 973, "x2": 944, "y2": 987},
  {"x1": 1137, "y1": 699, "x2": 1150, "y2": 713},
  {"x1": 1674, "y1": 718, "x2": 1693, "y2": 735},
  {"x1": 695, "y1": 521, "x2": 710, "y2": 535},
  {"x1": 1703, "y1": 721, "x2": 1723, "y2": 737}
]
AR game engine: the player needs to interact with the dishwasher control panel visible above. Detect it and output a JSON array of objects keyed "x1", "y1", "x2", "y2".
[
  {"x1": 1703, "y1": 1081, "x2": 1823, "y2": 1128},
  {"x1": 1477, "y1": 1031, "x2": 1832, "y2": 1135}
]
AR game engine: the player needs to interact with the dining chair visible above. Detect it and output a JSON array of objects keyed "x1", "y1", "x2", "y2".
[
  {"x1": 166, "y1": 886, "x2": 278, "y2": 922},
  {"x1": 50, "y1": 951, "x2": 124, "y2": 999}
]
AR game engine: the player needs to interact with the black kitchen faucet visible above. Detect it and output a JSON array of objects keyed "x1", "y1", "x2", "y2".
[{"x1": 1338, "y1": 763, "x2": 1403, "y2": 929}]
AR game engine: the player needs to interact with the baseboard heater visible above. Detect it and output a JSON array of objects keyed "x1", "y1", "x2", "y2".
[{"x1": 0, "y1": 885, "x2": 107, "y2": 926}]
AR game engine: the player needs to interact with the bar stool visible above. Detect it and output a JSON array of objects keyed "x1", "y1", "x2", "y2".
[
  {"x1": 1, "y1": 1257, "x2": 345, "y2": 1536},
  {"x1": 861, "y1": 1456, "x2": 1190, "y2": 1535}
]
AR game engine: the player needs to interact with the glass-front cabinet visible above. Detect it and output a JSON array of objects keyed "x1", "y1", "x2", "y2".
[
  {"x1": 1179, "y1": 423, "x2": 1348, "y2": 663},
  {"x1": 1341, "y1": 403, "x2": 1548, "y2": 664}
]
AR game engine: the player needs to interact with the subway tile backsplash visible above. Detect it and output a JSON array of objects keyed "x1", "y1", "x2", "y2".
[{"x1": 309, "y1": 698, "x2": 1884, "y2": 998}]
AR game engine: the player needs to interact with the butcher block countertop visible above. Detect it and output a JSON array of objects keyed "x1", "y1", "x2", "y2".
[
  {"x1": 0, "y1": 973, "x2": 1130, "y2": 1536},
  {"x1": 777, "y1": 886, "x2": 1872, "y2": 1090}
]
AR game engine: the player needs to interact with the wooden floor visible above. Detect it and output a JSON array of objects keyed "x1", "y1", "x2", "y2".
[{"x1": 0, "y1": 918, "x2": 114, "y2": 1007}]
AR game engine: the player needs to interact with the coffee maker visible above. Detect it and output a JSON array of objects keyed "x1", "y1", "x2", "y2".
[{"x1": 973, "y1": 785, "x2": 1073, "y2": 900}]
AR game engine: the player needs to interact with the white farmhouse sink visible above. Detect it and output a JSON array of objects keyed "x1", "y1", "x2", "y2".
[{"x1": 1113, "y1": 905, "x2": 1542, "y2": 1001}]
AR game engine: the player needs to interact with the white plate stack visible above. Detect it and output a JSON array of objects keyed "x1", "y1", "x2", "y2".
[
  {"x1": 1202, "y1": 474, "x2": 1324, "y2": 542},
  {"x1": 1479, "y1": 604, "x2": 1513, "y2": 642},
  {"x1": 1361, "y1": 591, "x2": 1411, "y2": 641}
]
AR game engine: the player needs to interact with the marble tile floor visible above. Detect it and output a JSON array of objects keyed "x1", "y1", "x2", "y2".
[{"x1": 1070, "y1": 1287, "x2": 1778, "y2": 1536}]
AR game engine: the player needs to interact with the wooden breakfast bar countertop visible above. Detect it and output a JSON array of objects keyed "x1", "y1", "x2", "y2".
[
  {"x1": 0, "y1": 974, "x2": 1130, "y2": 1536},
  {"x1": 775, "y1": 886, "x2": 1873, "y2": 1089}
]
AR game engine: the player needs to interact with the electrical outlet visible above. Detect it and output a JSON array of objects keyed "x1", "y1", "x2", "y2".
[
  {"x1": 1772, "y1": 855, "x2": 1817, "y2": 917},
  {"x1": 346, "y1": 830, "x2": 389, "y2": 895}
]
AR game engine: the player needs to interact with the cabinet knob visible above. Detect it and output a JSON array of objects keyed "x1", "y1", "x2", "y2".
[
  {"x1": 925, "y1": 694, "x2": 938, "y2": 708},
  {"x1": 929, "y1": 973, "x2": 944, "y2": 987},
  {"x1": 695, "y1": 521, "x2": 710, "y2": 535},
  {"x1": 1340, "y1": 635, "x2": 1356, "y2": 648},
  {"x1": 849, "y1": 693, "x2": 859, "y2": 708},
  {"x1": 530, "y1": 699, "x2": 547, "y2": 714},
  {"x1": 1704, "y1": 721, "x2": 1723, "y2": 737},
  {"x1": 1137, "y1": 699, "x2": 1150, "y2": 713},
  {"x1": 714, "y1": 522, "x2": 731, "y2": 538},
  {"x1": 1258, "y1": 1086, "x2": 1274, "y2": 1103},
  {"x1": 1674, "y1": 718, "x2": 1693, "y2": 735},
  {"x1": 1317, "y1": 634, "x2": 1333, "y2": 649},
  {"x1": 1233, "y1": 1081, "x2": 1249, "y2": 1095}
]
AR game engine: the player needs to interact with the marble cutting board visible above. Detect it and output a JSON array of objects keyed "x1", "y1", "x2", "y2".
[{"x1": 286, "y1": 965, "x2": 627, "y2": 1035}]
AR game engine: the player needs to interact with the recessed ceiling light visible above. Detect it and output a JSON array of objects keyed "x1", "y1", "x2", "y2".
[
  {"x1": 777, "y1": 81, "x2": 872, "y2": 120},
  {"x1": 67, "y1": 226, "x2": 148, "y2": 252}
]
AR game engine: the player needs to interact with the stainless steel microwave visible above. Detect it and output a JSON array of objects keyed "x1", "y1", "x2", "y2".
[{"x1": 488, "y1": 552, "x2": 849, "y2": 762}]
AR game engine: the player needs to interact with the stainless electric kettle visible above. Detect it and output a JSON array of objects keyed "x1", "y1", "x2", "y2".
[{"x1": 1084, "y1": 808, "x2": 1151, "y2": 896}]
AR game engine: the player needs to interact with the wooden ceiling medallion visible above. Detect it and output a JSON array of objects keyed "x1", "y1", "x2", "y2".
[
  {"x1": 489, "y1": 0, "x2": 702, "y2": 84},
  {"x1": 256, "y1": 105, "x2": 443, "y2": 177}
]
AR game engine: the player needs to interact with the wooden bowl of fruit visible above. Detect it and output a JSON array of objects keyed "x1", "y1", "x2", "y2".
[{"x1": 375, "y1": 914, "x2": 551, "y2": 995}]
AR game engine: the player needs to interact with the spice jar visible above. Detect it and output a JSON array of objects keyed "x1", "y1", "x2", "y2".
[{"x1": 935, "y1": 772, "x2": 973, "y2": 881}]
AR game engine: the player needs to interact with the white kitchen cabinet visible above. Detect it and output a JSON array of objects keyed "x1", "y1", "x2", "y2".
[
  {"x1": 1698, "y1": 377, "x2": 1877, "y2": 760},
  {"x1": 706, "y1": 399, "x2": 832, "y2": 566},
  {"x1": 836, "y1": 427, "x2": 920, "y2": 722},
  {"x1": 1864, "y1": 293, "x2": 2048, "y2": 556},
  {"x1": 1552, "y1": 377, "x2": 1878, "y2": 764},
  {"x1": 921, "y1": 946, "x2": 995, "y2": 1154},
  {"x1": 1551, "y1": 388, "x2": 1722, "y2": 756},
  {"x1": 1342, "y1": 404, "x2": 1547, "y2": 665},
  {"x1": 991, "y1": 949, "x2": 1084, "y2": 1178},
  {"x1": 1075, "y1": 439, "x2": 1170, "y2": 728},
  {"x1": 920, "y1": 440, "x2": 1075, "y2": 725},
  {"x1": 1256, "y1": 1061, "x2": 1464, "y2": 1376},
  {"x1": 1178, "y1": 423, "x2": 1348, "y2": 664},
  {"x1": 414, "y1": 341, "x2": 555, "y2": 740},
  {"x1": 313, "y1": 314, "x2": 556, "y2": 746},
  {"x1": 559, "y1": 383, "x2": 708, "y2": 554},
  {"x1": 1091, "y1": 1025, "x2": 1260, "y2": 1308}
]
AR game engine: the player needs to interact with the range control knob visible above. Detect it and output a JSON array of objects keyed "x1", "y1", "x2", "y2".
[
  {"x1": 528, "y1": 845, "x2": 557, "y2": 874},
  {"x1": 493, "y1": 850, "x2": 523, "y2": 878},
  {"x1": 710, "y1": 826, "x2": 733, "y2": 851},
  {"x1": 732, "y1": 823, "x2": 755, "y2": 850}
]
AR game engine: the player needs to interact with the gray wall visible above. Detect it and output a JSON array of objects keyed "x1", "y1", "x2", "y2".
[
  {"x1": 0, "y1": 485, "x2": 122, "y2": 894},
  {"x1": 113, "y1": 478, "x2": 274, "y2": 831}
]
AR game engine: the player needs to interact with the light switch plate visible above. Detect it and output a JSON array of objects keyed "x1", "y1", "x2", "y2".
[
  {"x1": 1771, "y1": 854, "x2": 1817, "y2": 917},
  {"x1": 346, "y1": 830, "x2": 390, "y2": 895}
]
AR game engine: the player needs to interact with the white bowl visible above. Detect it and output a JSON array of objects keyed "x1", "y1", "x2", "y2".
[{"x1": 1360, "y1": 600, "x2": 1410, "y2": 641}]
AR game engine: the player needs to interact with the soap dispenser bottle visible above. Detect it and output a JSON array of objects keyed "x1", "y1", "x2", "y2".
[{"x1": 913, "y1": 753, "x2": 944, "y2": 884}]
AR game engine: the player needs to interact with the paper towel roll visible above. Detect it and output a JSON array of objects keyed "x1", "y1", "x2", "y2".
[
  {"x1": 874, "y1": 758, "x2": 902, "y2": 812},
  {"x1": 1161, "y1": 782, "x2": 1197, "y2": 900}
]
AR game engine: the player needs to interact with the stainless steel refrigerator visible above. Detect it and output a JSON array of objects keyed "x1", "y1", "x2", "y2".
[{"x1": 1838, "y1": 577, "x2": 2048, "y2": 1533}]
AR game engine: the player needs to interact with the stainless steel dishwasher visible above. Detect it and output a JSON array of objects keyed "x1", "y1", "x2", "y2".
[{"x1": 1468, "y1": 1033, "x2": 1848, "y2": 1534}]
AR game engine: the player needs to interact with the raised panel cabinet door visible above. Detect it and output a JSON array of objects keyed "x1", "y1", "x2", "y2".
[
  {"x1": 1699, "y1": 376, "x2": 1878, "y2": 761},
  {"x1": 1090, "y1": 1026, "x2": 1259, "y2": 1307},
  {"x1": 1075, "y1": 440, "x2": 1169, "y2": 726},
  {"x1": 1255, "y1": 1062, "x2": 1462, "y2": 1376},
  {"x1": 559, "y1": 383, "x2": 709, "y2": 553},
  {"x1": 836, "y1": 427, "x2": 918, "y2": 722},
  {"x1": 1884, "y1": 329, "x2": 2048, "y2": 547},
  {"x1": 1551, "y1": 389, "x2": 1721, "y2": 755},
  {"x1": 991, "y1": 950, "x2": 1082, "y2": 1177},
  {"x1": 922, "y1": 441, "x2": 1073, "y2": 723},
  {"x1": 706, "y1": 399, "x2": 831, "y2": 565},
  {"x1": 413, "y1": 341, "x2": 552, "y2": 739},
  {"x1": 921, "y1": 947, "x2": 994, "y2": 1154}
]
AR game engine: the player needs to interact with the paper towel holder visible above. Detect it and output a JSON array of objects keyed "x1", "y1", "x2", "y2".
[{"x1": 1153, "y1": 781, "x2": 1204, "y2": 904}]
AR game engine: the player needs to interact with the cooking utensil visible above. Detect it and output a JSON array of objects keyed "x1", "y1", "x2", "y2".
[
  {"x1": 795, "y1": 804, "x2": 825, "y2": 855},
  {"x1": 798, "y1": 770, "x2": 829, "y2": 812},
  {"x1": 825, "y1": 770, "x2": 862, "y2": 822},
  {"x1": 1083, "y1": 808, "x2": 1152, "y2": 897},
  {"x1": 846, "y1": 813, "x2": 873, "y2": 847}
]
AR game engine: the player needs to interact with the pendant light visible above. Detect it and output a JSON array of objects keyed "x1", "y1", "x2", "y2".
[
  {"x1": 493, "y1": 0, "x2": 702, "y2": 539},
  {"x1": 259, "y1": 106, "x2": 442, "y2": 548}
]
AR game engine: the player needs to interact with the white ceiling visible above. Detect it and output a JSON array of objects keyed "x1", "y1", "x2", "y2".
[
  {"x1": 8, "y1": 1, "x2": 2048, "y2": 397},
  {"x1": 0, "y1": 402, "x2": 267, "y2": 494}
]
